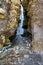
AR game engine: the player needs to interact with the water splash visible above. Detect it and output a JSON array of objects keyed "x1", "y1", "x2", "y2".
[{"x1": 17, "y1": 5, "x2": 24, "y2": 35}]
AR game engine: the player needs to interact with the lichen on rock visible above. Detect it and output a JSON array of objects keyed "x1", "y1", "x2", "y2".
[{"x1": 0, "y1": 0, "x2": 21, "y2": 50}]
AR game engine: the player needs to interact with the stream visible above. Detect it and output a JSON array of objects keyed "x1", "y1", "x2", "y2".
[
  {"x1": 17, "y1": 5, "x2": 24, "y2": 35},
  {"x1": 0, "y1": 4, "x2": 43, "y2": 65},
  {"x1": 0, "y1": 4, "x2": 32, "y2": 57}
]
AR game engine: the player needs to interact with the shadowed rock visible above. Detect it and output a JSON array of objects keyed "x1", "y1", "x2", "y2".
[{"x1": 21, "y1": 0, "x2": 43, "y2": 53}]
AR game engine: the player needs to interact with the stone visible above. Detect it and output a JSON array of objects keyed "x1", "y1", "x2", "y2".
[{"x1": 24, "y1": 55, "x2": 29, "y2": 58}]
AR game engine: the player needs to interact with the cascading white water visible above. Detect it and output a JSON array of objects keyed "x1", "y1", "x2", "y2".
[
  {"x1": 0, "y1": 5, "x2": 24, "y2": 55},
  {"x1": 17, "y1": 5, "x2": 24, "y2": 35}
]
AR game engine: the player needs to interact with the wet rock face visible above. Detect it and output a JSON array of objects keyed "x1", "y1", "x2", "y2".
[
  {"x1": 21, "y1": 0, "x2": 29, "y2": 10},
  {"x1": 21, "y1": 0, "x2": 43, "y2": 53},
  {"x1": 21, "y1": 0, "x2": 31, "y2": 32},
  {"x1": 0, "y1": 0, "x2": 20, "y2": 50}
]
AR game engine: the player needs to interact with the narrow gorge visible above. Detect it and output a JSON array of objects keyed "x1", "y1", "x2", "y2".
[{"x1": 0, "y1": 0, "x2": 43, "y2": 65}]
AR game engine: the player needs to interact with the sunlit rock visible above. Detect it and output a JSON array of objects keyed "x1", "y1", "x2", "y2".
[
  {"x1": 0, "y1": 44, "x2": 3, "y2": 50},
  {"x1": 0, "y1": 0, "x2": 20, "y2": 50}
]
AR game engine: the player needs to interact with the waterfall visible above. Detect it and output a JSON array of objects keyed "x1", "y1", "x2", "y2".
[{"x1": 17, "y1": 5, "x2": 24, "y2": 35}]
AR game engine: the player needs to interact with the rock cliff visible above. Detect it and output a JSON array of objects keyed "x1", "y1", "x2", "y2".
[
  {"x1": 21, "y1": 0, "x2": 43, "y2": 53},
  {"x1": 0, "y1": 0, "x2": 20, "y2": 50}
]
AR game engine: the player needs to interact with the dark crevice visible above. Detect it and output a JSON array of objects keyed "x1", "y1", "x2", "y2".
[{"x1": 9, "y1": 4, "x2": 32, "y2": 44}]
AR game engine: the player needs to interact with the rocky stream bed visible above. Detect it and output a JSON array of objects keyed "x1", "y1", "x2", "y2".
[{"x1": 0, "y1": 35, "x2": 43, "y2": 65}]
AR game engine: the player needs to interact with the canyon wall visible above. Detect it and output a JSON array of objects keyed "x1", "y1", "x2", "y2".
[
  {"x1": 21, "y1": 0, "x2": 43, "y2": 53},
  {"x1": 0, "y1": 0, "x2": 20, "y2": 50}
]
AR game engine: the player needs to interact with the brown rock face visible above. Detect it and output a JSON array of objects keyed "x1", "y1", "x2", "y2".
[
  {"x1": 21, "y1": 0, "x2": 43, "y2": 53},
  {"x1": 30, "y1": 0, "x2": 43, "y2": 53},
  {"x1": 0, "y1": 0, "x2": 20, "y2": 50}
]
